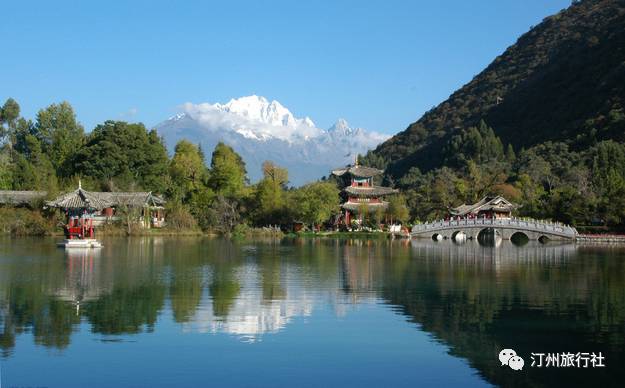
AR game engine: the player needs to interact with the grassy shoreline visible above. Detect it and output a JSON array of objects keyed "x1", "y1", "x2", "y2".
[{"x1": 288, "y1": 231, "x2": 390, "y2": 239}]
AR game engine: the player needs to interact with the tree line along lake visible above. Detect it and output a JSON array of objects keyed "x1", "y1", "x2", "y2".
[{"x1": 0, "y1": 236, "x2": 623, "y2": 387}]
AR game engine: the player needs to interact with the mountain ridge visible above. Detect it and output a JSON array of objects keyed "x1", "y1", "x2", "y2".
[
  {"x1": 155, "y1": 96, "x2": 388, "y2": 185},
  {"x1": 364, "y1": 0, "x2": 625, "y2": 179}
]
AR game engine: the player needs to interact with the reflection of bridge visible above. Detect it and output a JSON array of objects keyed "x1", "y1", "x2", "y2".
[{"x1": 411, "y1": 217, "x2": 578, "y2": 241}]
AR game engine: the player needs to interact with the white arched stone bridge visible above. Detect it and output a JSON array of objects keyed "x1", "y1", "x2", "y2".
[{"x1": 411, "y1": 217, "x2": 578, "y2": 241}]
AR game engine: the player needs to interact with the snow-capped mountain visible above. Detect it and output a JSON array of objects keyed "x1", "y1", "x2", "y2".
[{"x1": 155, "y1": 95, "x2": 389, "y2": 185}]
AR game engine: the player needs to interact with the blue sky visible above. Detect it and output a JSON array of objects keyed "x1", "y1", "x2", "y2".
[{"x1": 1, "y1": 0, "x2": 570, "y2": 135}]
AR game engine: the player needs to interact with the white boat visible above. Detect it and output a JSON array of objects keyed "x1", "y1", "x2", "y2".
[{"x1": 57, "y1": 239, "x2": 103, "y2": 249}]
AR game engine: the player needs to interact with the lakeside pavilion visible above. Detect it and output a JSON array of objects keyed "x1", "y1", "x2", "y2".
[
  {"x1": 0, "y1": 184, "x2": 166, "y2": 228},
  {"x1": 449, "y1": 195, "x2": 519, "y2": 219},
  {"x1": 331, "y1": 164, "x2": 398, "y2": 226},
  {"x1": 45, "y1": 183, "x2": 167, "y2": 228}
]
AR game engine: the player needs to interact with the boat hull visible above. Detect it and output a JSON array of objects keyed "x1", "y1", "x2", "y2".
[{"x1": 57, "y1": 239, "x2": 103, "y2": 248}]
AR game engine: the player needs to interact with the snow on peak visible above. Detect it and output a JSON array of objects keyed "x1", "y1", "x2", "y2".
[
  {"x1": 328, "y1": 118, "x2": 355, "y2": 135},
  {"x1": 169, "y1": 112, "x2": 186, "y2": 121},
  {"x1": 179, "y1": 95, "x2": 320, "y2": 142},
  {"x1": 216, "y1": 95, "x2": 300, "y2": 127},
  {"x1": 157, "y1": 95, "x2": 391, "y2": 185}
]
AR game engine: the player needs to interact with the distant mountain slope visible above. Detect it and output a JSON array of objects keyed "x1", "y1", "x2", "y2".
[
  {"x1": 365, "y1": 0, "x2": 625, "y2": 179},
  {"x1": 155, "y1": 96, "x2": 388, "y2": 185}
]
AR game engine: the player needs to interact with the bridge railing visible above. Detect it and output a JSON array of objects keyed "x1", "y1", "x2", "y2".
[{"x1": 410, "y1": 217, "x2": 578, "y2": 237}]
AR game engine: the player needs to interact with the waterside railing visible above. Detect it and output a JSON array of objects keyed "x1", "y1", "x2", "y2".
[{"x1": 411, "y1": 217, "x2": 578, "y2": 238}]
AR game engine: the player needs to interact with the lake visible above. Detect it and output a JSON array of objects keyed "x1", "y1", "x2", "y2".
[{"x1": 0, "y1": 237, "x2": 623, "y2": 387}]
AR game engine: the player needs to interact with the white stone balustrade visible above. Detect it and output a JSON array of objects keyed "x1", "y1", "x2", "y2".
[{"x1": 411, "y1": 217, "x2": 578, "y2": 240}]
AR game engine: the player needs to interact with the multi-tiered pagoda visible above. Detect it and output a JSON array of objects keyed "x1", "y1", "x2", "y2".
[{"x1": 331, "y1": 164, "x2": 398, "y2": 226}]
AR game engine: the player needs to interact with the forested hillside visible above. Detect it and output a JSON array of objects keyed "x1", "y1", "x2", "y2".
[{"x1": 362, "y1": 0, "x2": 625, "y2": 230}]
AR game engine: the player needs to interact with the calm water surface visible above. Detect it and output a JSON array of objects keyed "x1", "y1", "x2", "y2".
[{"x1": 0, "y1": 237, "x2": 623, "y2": 387}]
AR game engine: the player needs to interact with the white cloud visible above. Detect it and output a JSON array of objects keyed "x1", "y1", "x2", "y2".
[
  {"x1": 180, "y1": 99, "x2": 323, "y2": 142},
  {"x1": 178, "y1": 96, "x2": 386, "y2": 144}
]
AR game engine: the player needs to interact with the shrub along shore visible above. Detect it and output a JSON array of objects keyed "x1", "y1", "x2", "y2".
[{"x1": 0, "y1": 207, "x2": 390, "y2": 239}]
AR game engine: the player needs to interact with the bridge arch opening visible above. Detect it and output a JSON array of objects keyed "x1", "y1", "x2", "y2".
[
  {"x1": 451, "y1": 231, "x2": 467, "y2": 244},
  {"x1": 432, "y1": 233, "x2": 443, "y2": 241},
  {"x1": 477, "y1": 228, "x2": 501, "y2": 246},
  {"x1": 538, "y1": 235, "x2": 550, "y2": 244},
  {"x1": 510, "y1": 231, "x2": 529, "y2": 246}
]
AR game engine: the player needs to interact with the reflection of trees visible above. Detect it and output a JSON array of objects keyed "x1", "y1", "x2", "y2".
[
  {"x1": 83, "y1": 283, "x2": 166, "y2": 334},
  {"x1": 210, "y1": 271, "x2": 240, "y2": 318},
  {"x1": 206, "y1": 241, "x2": 242, "y2": 318},
  {"x1": 379, "y1": 241, "x2": 625, "y2": 388},
  {"x1": 0, "y1": 240, "x2": 81, "y2": 355},
  {"x1": 167, "y1": 241, "x2": 206, "y2": 323},
  {"x1": 1, "y1": 285, "x2": 79, "y2": 356},
  {"x1": 0, "y1": 237, "x2": 169, "y2": 352},
  {"x1": 79, "y1": 238, "x2": 167, "y2": 334},
  {"x1": 259, "y1": 245, "x2": 285, "y2": 302},
  {"x1": 170, "y1": 270, "x2": 203, "y2": 323}
]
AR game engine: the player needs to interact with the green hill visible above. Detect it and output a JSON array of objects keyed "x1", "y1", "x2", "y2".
[
  {"x1": 361, "y1": 0, "x2": 625, "y2": 229},
  {"x1": 365, "y1": 0, "x2": 625, "y2": 178}
]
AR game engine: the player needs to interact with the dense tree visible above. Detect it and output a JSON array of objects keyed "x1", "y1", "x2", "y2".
[
  {"x1": 11, "y1": 135, "x2": 58, "y2": 191},
  {"x1": 169, "y1": 140, "x2": 208, "y2": 199},
  {"x1": 255, "y1": 161, "x2": 289, "y2": 225},
  {"x1": 73, "y1": 121, "x2": 169, "y2": 192},
  {"x1": 444, "y1": 120, "x2": 505, "y2": 169},
  {"x1": 167, "y1": 140, "x2": 216, "y2": 229},
  {"x1": 387, "y1": 194, "x2": 409, "y2": 224},
  {"x1": 589, "y1": 141, "x2": 625, "y2": 225},
  {"x1": 0, "y1": 98, "x2": 20, "y2": 148},
  {"x1": 208, "y1": 142, "x2": 247, "y2": 198},
  {"x1": 290, "y1": 182, "x2": 340, "y2": 230},
  {"x1": 0, "y1": 150, "x2": 12, "y2": 189},
  {"x1": 142, "y1": 130, "x2": 170, "y2": 192},
  {"x1": 34, "y1": 102, "x2": 85, "y2": 176}
]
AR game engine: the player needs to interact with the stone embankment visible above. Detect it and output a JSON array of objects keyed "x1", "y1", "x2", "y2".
[{"x1": 576, "y1": 234, "x2": 625, "y2": 243}]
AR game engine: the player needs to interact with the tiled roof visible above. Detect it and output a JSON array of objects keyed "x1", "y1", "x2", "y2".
[
  {"x1": 449, "y1": 195, "x2": 518, "y2": 216},
  {"x1": 344, "y1": 186, "x2": 398, "y2": 196},
  {"x1": 331, "y1": 165, "x2": 384, "y2": 178},
  {"x1": 97, "y1": 192, "x2": 166, "y2": 207},
  {"x1": 0, "y1": 191, "x2": 47, "y2": 205},
  {"x1": 46, "y1": 188, "x2": 166, "y2": 210},
  {"x1": 46, "y1": 188, "x2": 112, "y2": 210}
]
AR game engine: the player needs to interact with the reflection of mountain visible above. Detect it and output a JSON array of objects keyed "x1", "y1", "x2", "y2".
[{"x1": 183, "y1": 266, "x2": 315, "y2": 341}]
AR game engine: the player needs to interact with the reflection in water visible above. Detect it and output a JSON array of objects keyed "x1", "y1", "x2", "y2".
[
  {"x1": 55, "y1": 249, "x2": 106, "y2": 315},
  {"x1": 183, "y1": 264, "x2": 316, "y2": 342},
  {"x1": 409, "y1": 239, "x2": 578, "y2": 272},
  {"x1": 0, "y1": 237, "x2": 624, "y2": 387}
]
